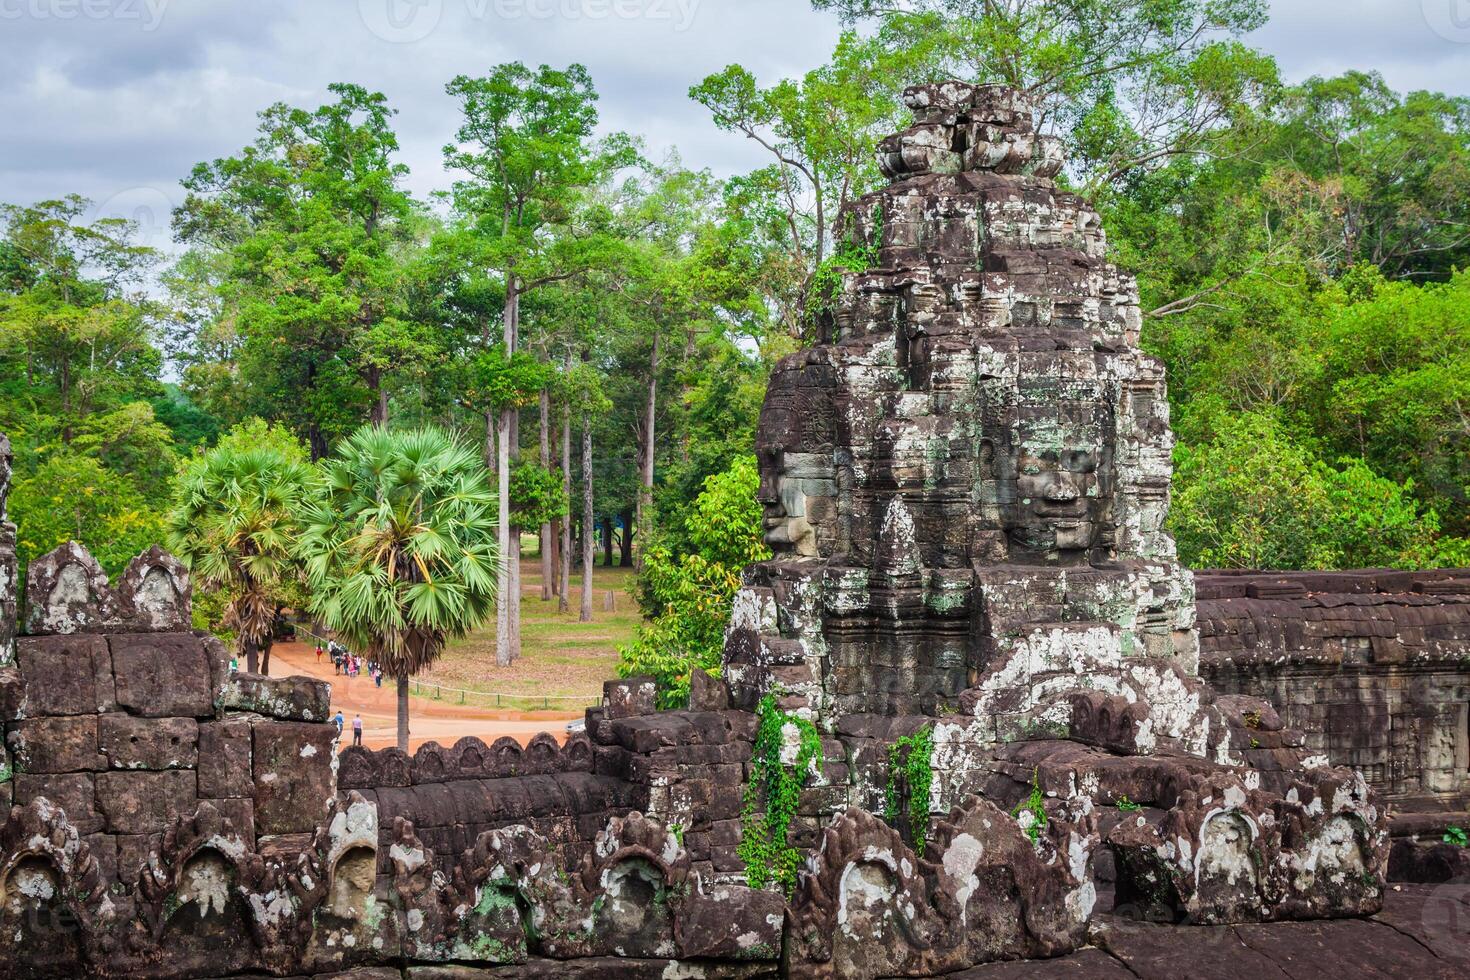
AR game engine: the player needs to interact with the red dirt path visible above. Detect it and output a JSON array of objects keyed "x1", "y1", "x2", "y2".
[{"x1": 266, "y1": 639, "x2": 582, "y2": 752}]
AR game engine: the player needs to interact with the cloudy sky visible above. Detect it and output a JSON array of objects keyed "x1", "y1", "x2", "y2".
[{"x1": 3, "y1": 0, "x2": 1469, "y2": 250}]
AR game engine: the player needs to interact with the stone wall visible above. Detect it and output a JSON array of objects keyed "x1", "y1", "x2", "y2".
[
  {"x1": 1198, "y1": 569, "x2": 1470, "y2": 807},
  {"x1": 1197, "y1": 567, "x2": 1470, "y2": 870}
]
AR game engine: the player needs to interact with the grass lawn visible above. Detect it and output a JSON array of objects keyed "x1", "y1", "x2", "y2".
[{"x1": 419, "y1": 551, "x2": 642, "y2": 707}]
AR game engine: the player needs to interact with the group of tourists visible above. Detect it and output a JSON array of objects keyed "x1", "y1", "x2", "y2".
[{"x1": 317, "y1": 639, "x2": 385, "y2": 687}]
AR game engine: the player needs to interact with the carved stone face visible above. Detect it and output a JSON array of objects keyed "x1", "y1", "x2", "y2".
[
  {"x1": 1008, "y1": 446, "x2": 1107, "y2": 557},
  {"x1": 755, "y1": 362, "x2": 838, "y2": 558},
  {"x1": 756, "y1": 447, "x2": 817, "y2": 555}
]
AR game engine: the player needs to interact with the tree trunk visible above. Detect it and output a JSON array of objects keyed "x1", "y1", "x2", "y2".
[
  {"x1": 308, "y1": 424, "x2": 328, "y2": 463},
  {"x1": 581, "y1": 419, "x2": 594, "y2": 623},
  {"x1": 636, "y1": 331, "x2": 659, "y2": 570},
  {"x1": 603, "y1": 518, "x2": 614, "y2": 569},
  {"x1": 484, "y1": 409, "x2": 496, "y2": 472},
  {"x1": 260, "y1": 639, "x2": 273, "y2": 677},
  {"x1": 369, "y1": 364, "x2": 388, "y2": 427},
  {"x1": 619, "y1": 507, "x2": 635, "y2": 567},
  {"x1": 495, "y1": 276, "x2": 518, "y2": 668},
  {"x1": 242, "y1": 636, "x2": 259, "y2": 675},
  {"x1": 539, "y1": 388, "x2": 553, "y2": 601},
  {"x1": 396, "y1": 673, "x2": 410, "y2": 752},
  {"x1": 559, "y1": 409, "x2": 572, "y2": 614}
]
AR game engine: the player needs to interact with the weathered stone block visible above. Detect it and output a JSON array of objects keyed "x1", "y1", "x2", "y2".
[
  {"x1": 111, "y1": 546, "x2": 191, "y2": 632},
  {"x1": 114, "y1": 833, "x2": 159, "y2": 886},
  {"x1": 198, "y1": 717, "x2": 253, "y2": 798},
  {"x1": 12, "y1": 772, "x2": 100, "y2": 833},
  {"x1": 22, "y1": 541, "x2": 114, "y2": 634},
  {"x1": 202, "y1": 795, "x2": 256, "y2": 842},
  {"x1": 94, "y1": 769, "x2": 196, "y2": 834},
  {"x1": 98, "y1": 713, "x2": 198, "y2": 770},
  {"x1": 15, "y1": 633, "x2": 114, "y2": 715},
  {"x1": 252, "y1": 720, "x2": 337, "y2": 834},
  {"x1": 218, "y1": 672, "x2": 332, "y2": 722},
  {"x1": 6, "y1": 715, "x2": 102, "y2": 773},
  {"x1": 109, "y1": 632, "x2": 214, "y2": 717},
  {"x1": 603, "y1": 677, "x2": 656, "y2": 719}
]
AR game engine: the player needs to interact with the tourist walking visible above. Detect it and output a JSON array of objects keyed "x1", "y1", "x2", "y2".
[{"x1": 352, "y1": 714, "x2": 363, "y2": 746}]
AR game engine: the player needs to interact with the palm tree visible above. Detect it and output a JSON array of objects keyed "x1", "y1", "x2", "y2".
[
  {"x1": 167, "y1": 445, "x2": 311, "y2": 675},
  {"x1": 297, "y1": 425, "x2": 498, "y2": 751}
]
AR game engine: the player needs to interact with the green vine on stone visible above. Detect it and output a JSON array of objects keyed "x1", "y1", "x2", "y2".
[
  {"x1": 1444, "y1": 825, "x2": 1469, "y2": 847},
  {"x1": 738, "y1": 690, "x2": 823, "y2": 897},
  {"x1": 1012, "y1": 768, "x2": 1048, "y2": 844},
  {"x1": 1115, "y1": 795, "x2": 1143, "y2": 813},
  {"x1": 883, "y1": 724, "x2": 935, "y2": 857},
  {"x1": 805, "y1": 204, "x2": 884, "y2": 339}
]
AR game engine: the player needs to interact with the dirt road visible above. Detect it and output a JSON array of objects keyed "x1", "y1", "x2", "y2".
[{"x1": 266, "y1": 639, "x2": 584, "y2": 752}]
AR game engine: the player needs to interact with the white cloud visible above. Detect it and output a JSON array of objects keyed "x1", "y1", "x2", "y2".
[{"x1": 1, "y1": 0, "x2": 1465, "y2": 222}]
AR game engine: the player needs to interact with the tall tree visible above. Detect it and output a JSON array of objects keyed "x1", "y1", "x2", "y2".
[
  {"x1": 810, "y1": 0, "x2": 1279, "y2": 192},
  {"x1": 0, "y1": 197, "x2": 166, "y2": 451},
  {"x1": 167, "y1": 440, "x2": 311, "y2": 675},
  {"x1": 443, "y1": 61, "x2": 636, "y2": 664},
  {"x1": 692, "y1": 33, "x2": 921, "y2": 331},
  {"x1": 173, "y1": 83, "x2": 420, "y2": 457},
  {"x1": 297, "y1": 425, "x2": 498, "y2": 750}
]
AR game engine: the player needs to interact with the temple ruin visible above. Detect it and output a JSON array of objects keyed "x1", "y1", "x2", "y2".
[{"x1": 0, "y1": 84, "x2": 1467, "y2": 978}]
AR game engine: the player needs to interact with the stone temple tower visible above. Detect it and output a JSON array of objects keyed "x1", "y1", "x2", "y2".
[
  {"x1": 728, "y1": 81, "x2": 1200, "y2": 742},
  {"x1": 725, "y1": 82, "x2": 1388, "y2": 936}
]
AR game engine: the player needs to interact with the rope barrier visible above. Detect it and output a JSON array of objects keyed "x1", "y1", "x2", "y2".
[{"x1": 292, "y1": 624, "x2": 600, "y2": 711}]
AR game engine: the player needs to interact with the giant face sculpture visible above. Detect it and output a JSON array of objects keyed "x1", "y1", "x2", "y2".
[
  {"x1": 755, "y1": 355, "x2": 840, "y2": 558},
  {"x1": 997, "y1": 365, "x2": 1120, "y2": 564}
]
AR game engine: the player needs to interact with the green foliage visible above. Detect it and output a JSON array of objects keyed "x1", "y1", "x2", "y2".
[
  {"x1": 883, "y1": 724, "x2": 935, "y2": 856},
  {"x1": 172, "y1": 83, "x2": 419, "y2": 455},
  {"x1": 509, "y1": 458, "x2": 569, "y2": 528},
  {"x1": 693, "y1": 32, "x2": 921, "y2": 330},
  {"x1": 1444, "y1": 826, "x2": 1469, "y2": 848},
  {"x1": 619, "y1": 457, "x2": 769, "y2": 707},
  {"x1": 10, "y1": 453, "x2": 165, "y2": 585},
  {"x1": 813, "y1": 0, "x2": 1275, "y2": 192},
  {"x1": 1012, "y1": 768, "x2": 1048, "y2": 844},
  {"x1": 739, "y1": 691, "x2": 823, "y2": 896},
  {"x1": 465, "y1": 348, "x2": 554, "y2": 413},
  {"x1": 1170, "y1": 410, "x2": 1457, "y2": 570},
  {"x1": 1115, "y1": 795, "x2": 1143, "y2": 813},
  {"x1": 805, "y1": 204, "x2": 882, "y2": 339},
  {"x1": 296, "y1": 425, "x2": 499, "y2": 678},
  {"x1": 208, "y1": 418, "x2": 310, "y2": 464},
  {"x1": 167, "y1": 440, "x2": 312, "y2": 660}
]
